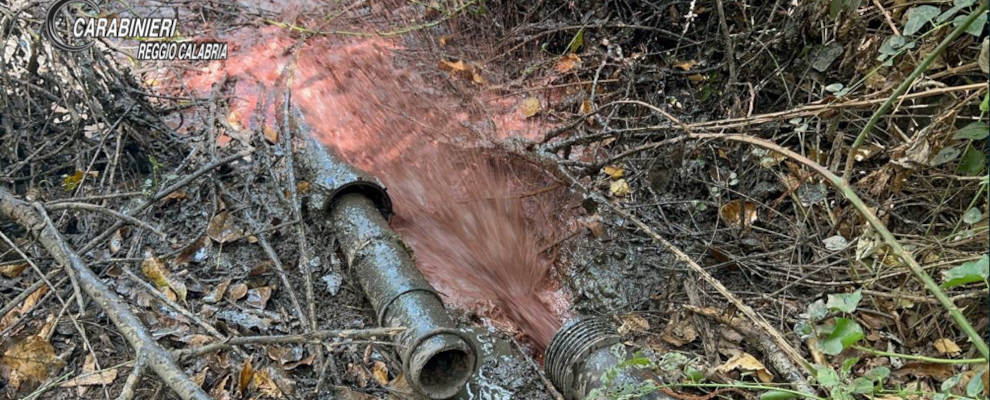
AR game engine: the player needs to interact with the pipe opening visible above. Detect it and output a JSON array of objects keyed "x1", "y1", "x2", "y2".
[{"x1": 419, "y1": 348, "x2": 472, "y2": 394}]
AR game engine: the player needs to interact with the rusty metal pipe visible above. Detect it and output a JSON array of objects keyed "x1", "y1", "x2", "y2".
[
  {"x1": 290, "y1": 108, "x2": 476, "y2": 399},
  {"x1": 545, "y1": 316, "x2": 675, "y2": 400}
]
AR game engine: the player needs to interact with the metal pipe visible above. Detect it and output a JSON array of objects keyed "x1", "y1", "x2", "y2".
[
  {"x1": 290, "y1": 108, "x2": 476, "y2": 399},
  {"x1": 544, "y1": 316, "x2": 675, "y2": 400}
]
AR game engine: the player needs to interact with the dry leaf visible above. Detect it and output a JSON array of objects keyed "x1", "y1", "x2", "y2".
[
  {"x1": 251, "y1": 368, "x2": 283, "y2": 399},
  {"x1": 178, "y1": 334, "x2": 214, "y2": 347},
  {"x1": 440, "y1": 59, "x2": 469, "y2": 72},
  {"x1": 720, "y1": 200, "x2": 758, "y2": 227},
  {"x1": 982, "y1": 366, "x2": 988, "y2": 397},
  {"x1": 192, "y1": 367, "x2": 208, "y2": 387},
  {"x1": 661, "y1": 318, "x2": 698, "y2": 347},
  {"x1": 894, "y1": 362, "x2": 955, "y2": 381},
  {"x1": 162, "y1": 189, "x2": 187, "y2": 202},
  {"x1": 673, "y1": 60, "x2": 698, "y2": 70},
  {"x1": 141, "y1": 255, "x2": 187, "y2": 302},
  {"x1": 207, "y1": 211, "x2": 244, "y2": 244},
  {"x1": 203, "y1": 279, "x2": 230, "y2": 304},
  {"x1": 609, "y1": 179, "x2": 631, "y2": 197},
  {"x1": 0, "y1": 263, "x2": 28, "y2": 278},
  {"x1": 238, "y1": 359, "x2": 254, "y2": 395},
  {"x1": 246, "y1": 286, "x2": 273, "y2": 310},
  {"x1": 333, "y1": 385, "x2": 378, "y2": 400},
  {"x1": 371, "y1": 361, "x2": 389, "y2": 386},
  {"x1": 297, "y1": 181, "x2": 310, "y2": 193},
  {"x1": 0, "y1": 286, "x2": 48, "y2": 331},
  {"x1": 580, "y1": 99, "x2": 593, "y2": 114},
  {"x1": 228, "y1": 283, "x2": 248, "y2": 302},
  {"x1": 716, "y1": 352, "x2": 774, "y2": 383},
  {"x1": 263, "y1": 125, "x2": 279, "y2": 145},
  {"x1": 61, "y1": 354, "x2": 118, "y2": 388},
  {"x1": 210, "y1": 374, "x2": 231, "y2": 400},
  {"x1": 687, "y1": 74, "x2": 706, "y2": 82},
  {"x1": 602, "y1": 166, "x2": 625, "y2": 179},
  {"x1": 347, "y1": 363, "x2": 370, "y2": 388},
  {"x1": 519, "y1": 97, "x2": 541, "y2": 118},
  {"x1": 617, "y1": 314, "x2": 650, "y2": 335},
  {"x1": 174, "y1": 236, "x2": 213, "y2": 266},
  {"x1": 109, "y1": 230, "x2": 124, "y2": 255},
  {"x1": 556, "y1": 53, "x2": 580, "y2": 73},
  {"x1": 1, "y1": 335, "x2": 61, "y2": 393},
  {"x1": 934, "y1": 338, "x2": 962, "y2": 355}
]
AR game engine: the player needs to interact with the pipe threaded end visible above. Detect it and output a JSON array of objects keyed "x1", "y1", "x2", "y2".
[{"x1": 544, "y1": 316, "x2": 620, "y2": 400}]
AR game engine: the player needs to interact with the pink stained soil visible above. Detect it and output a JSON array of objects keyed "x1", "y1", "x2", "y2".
[{"x1": 177, "y1": 25, "x2": 569, "y2": 349}]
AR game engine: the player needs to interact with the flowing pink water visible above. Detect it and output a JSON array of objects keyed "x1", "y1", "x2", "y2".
[{"x1": 175, "y1": 21, "x2": 568, "y2": 349}]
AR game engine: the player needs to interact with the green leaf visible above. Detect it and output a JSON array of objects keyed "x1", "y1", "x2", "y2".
[
  {"x1": 826, "y1": 290, "x2": 862, "y2": 313},
  {"x1": 805, "y1": 299, "x2": 828, "y2": 322},
  {"x1": 863, "y1": 366, "x2": 890, "y2": 381},
  {"x1": 963, "y1": 207, "x2": 983, "y2": 224},
  {"x1": 957, "y1": 144, "x2": 987, "y2": 176},
  {"x1": 953, "y1": 11, "x2": 988, "y2": 36},
  {"x1": 814, "y1": 365, "x2": 842, "y2": 388},
  {"x1": 981, "y1": 93, "x2": 989, "y2": 112},
  {"x1": 931, "y1": 146, "x2": 961, "y2": 166},
  {"x1": 966, "y1": 367, "x2": 985, "y2": 397},
  {"x1": 840, "y1": 357, "x2": 860, "y2": 378},
  {"x1": 851, "y1": 377, "x2": 876, "y2": 394},
  {"x1": 760, "y1": 390, "x2": 800, "y2": 400},
  {"x1": 952, "y1": 122, "x2": 989, "y2": 140},
  {"x1": 566, "y1": 28, "x2": 584, "y2": 54},
  {"x1": 818, "y1": 318, "x2": 865, "y2": 355},
  {"x1": 941, "y1": 254, "x2": 989, "y2": 289},
  {"x1": 904, "y1": 5, "x2": 941, "y2": 36},
  {"x1": 937, "y1": 0, "x2": 975, "y2": 23},
  {"x1": 878, "y1": 35, "x2": 910, "y2": 57},
  {"x1": 825, "y1": 83, "x2": 845, "y2": 93}
]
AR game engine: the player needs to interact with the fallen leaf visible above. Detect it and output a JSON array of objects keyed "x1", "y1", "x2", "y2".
[
  {"x1": 894, "y1": 362, "x2": 955, "y2": 381},
  {"x1": 178, "y1": 334, "x2": 214, "y2": 347},
  {"x1": 716, "y1": 352, "x2": 774, "y2": 383},
  {"x1": 661, "y1": 318, "x2": 698, "y2": 347},
  {"x1": 556, "y1": 53, "x2": 580, "y2": 73},
  {"x1": 61, "y1": 354, "x2": 118, "y2": 387},
  {"x1": 0, "y1": 263, "x2": 28, "y2": 278},
  {"x1": 297, "y1": 181, "x2": 310, "y2": 193},
  {"x1": 109, "y1": 230, "x2": 124, "y2": 255},
  {"x1": 251, "y1": 368, "x2": 283, "y2": 399},
  {"x1": 1, "y1": 335, "x2": 61, "y2": 393},
  {"x1": 580, "y1": 99, "x2": 593, "y2": 114},
  {"x1": 228, "y1": 283, "x2": 248, "y2": 302},
  {"x1": 192, "y1": 367, "x2": 208, "y2": 387},
  {"x1": 141, "y1": 255, "x2": 187, "y2": 302},
  {"x1": 207, "y1": 211, "x2": 244, "y2": 243},
  {"x1": 0, "y1": 286, "x2": 48, "y2": 331},
  {"x1": 347, "y1": 363, "x2": 370, "y2": 388},
  {"x1": 245, "y1": 286, "x2": 273, "y2": 310},
  {"x1": 934, "y1": 338, "x2": 962, "y2": 355},
  {"x1": 333, "y1": 385, "x2": 378, "y2": 400},
  {"x1": 62, "y1": 170, "x2": 84, "y2": 191},
  {"x1": 174, "y1": 236, "x2": 213, "y2": 266},
  {"x1": 982, "y1": 366, "x2": 988, "y2": 396},
  {"x1": 602, "y1": 166, "x2": 625, "y2": 179},
  {"x1": 263, "y1": 125, "x2": 279, "y2": 144},
  {"x1": 371, "y1": 361, "x2": 389, "y2": 386},
  {"x1": 673, "y1": 60, "x2": 698, "y2": 70},
  {"x1": 720, "y1": 200, "x2": 759, "y2": 227},
  {"x1": 238, "y1": 359, "x2": 254, "y2": 395},
  {"x1": 687, "y1": 74, "x2": 706, "y2": 82},
  {"x1": 210, "y1": 374, "x2": 231, "y2": 400},
  {"x1": 203, "y1": 279, "x2": 230, "y2": 304},
  {"x1": 609, "y1": 179, "x2": 631, "y2": 197},
  {"x1": 217, "y1": 310, "x2": 271, "y2": 331},
  {"x1": 162, "y1": 189, "x2": 187, "y2": 202},
  {"x1": 618, "y1": 314, "x2": 650, "y2": 335},
  {"x1": 440, "y1": 59, "x2": 469, "y2": 72},
  {"x1": 519, "y1": 97, "x2": 541, "y2": 118}
]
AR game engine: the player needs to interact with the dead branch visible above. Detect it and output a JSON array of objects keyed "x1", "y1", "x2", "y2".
[
  {"x1": 177, "y1": 327, "x2": 405, "y2": 359},
  {"x1": 0, "y1": 187, "x2": 211, "y2": 400}
]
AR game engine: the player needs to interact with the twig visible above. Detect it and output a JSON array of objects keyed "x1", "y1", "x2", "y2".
[
  {"x1": 852, "y1": 345, "x2": 987, "y2": 364},
  {"x1": 0, "y1": 187, "x2": 211, "y2": 400},
  {"x1": 714, "y1": 0, "x2": 736, "y2": 85},
  {"x1": 842, "y1": 1, "x2": 989, "y2": 181},
  {"x1": 538, "y1": 150, "x2": 815, "y2": 386},
  {"x1": 116, "y1": 353, "x2": 147, "y2": 400},
  {"x1": 121, "y1": 267, "x2": 225, "y2": 339},
  {"x1": 687, "y1": 133, "x2": 990, "y2": 361},
  {"x1": 177, "y1": 327, "x2": 404, "y2": 359},
  {"x1": 685, "y1": 305, "x2": 816, "y2": 395},
  {"x1": 45, "y1": 202, "x2": 167, "y2": 240},
  {"x1": 0, "y1": 270, "x2": 57, "y2": 318},
  {"x1": 78, "y1": 150, "x2": 252, "y2": 255}
]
